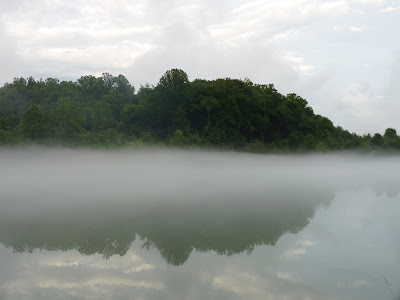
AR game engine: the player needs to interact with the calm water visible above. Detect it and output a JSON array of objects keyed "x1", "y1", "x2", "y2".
[{"x1": 0, "y1": 149, "x2": 399, "y2": 299}]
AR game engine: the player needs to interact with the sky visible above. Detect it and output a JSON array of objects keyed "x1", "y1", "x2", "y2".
[{"x1": 0, "y1": 0, "x2": 399, "y2": 134}]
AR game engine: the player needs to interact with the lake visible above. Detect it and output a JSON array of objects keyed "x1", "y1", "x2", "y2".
[{"x1": 0, "y1": 148, "x2": 399, "y2": 299}]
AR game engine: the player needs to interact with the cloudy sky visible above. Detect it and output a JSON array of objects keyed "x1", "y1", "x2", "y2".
[{"x1": 0, "y1": 0, "x2": 399, "y2": 134}]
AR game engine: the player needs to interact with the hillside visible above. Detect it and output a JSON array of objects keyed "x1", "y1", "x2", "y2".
[{"x1": 0, "y1": 69, "x2": 398, "y2": 152}]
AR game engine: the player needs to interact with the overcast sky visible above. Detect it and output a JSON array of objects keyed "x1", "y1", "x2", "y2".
[{"x1": 0, "y1": 0, "x2": 399, "y2": 134}]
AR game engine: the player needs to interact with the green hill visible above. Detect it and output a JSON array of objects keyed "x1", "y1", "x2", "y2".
[{"x1": 0, "y1": 69, "x2": 398, "y2": 152}]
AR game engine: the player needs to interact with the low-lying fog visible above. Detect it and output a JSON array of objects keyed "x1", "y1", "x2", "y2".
[
  {"x1": 0, "y1": 147, "x2": 399, "y2": 261},
  {"x1": 1, "y1": 148, "x2": 398, "y2": 209},
  {"x1": 0, "y1": 147, "x2": 399, "y2": 219},
  {"x1": 1, "y1": 147, "x2": 400, "y2": 299}
]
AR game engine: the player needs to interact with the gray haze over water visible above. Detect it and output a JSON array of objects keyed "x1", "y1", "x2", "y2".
[
  {"x1": 1, "y1": 148, "x2": 398, "y2": 208},
  {"x1": 0, "y1": 148, "x2": 399, "y2": 299}
]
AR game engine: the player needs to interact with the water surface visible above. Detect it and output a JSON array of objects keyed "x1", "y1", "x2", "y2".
[{"x1": 0, "y1": 149, "x2": 399, "y2": 299}]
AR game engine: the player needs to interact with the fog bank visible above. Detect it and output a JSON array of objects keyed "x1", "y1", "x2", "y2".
[{"x1": 0, "y1": 148, "x2": 399, "y2": 263}]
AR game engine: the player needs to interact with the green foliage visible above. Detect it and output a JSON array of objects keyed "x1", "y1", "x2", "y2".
[
  {"x1": 53, "y1": 97, "x2": 86, "y2": 139},
  {"x1": 288, "y1": 133, "x2": 299, "y2": 151},
  {"x1": 205, "y1": 126, "x2": 227, "y2": 145},
  {"x1": 86, "y1": 129, "x2": 123, "y2": 147},
  {"x1": 169, "y1": 129, "x2": 189, "y2": 147},
  {"x1": 265, "y1": 142, "x2": 279, "y2": 153},
  {"x1": 386, "y1": 137, "x2": 400, "y2": 150},
  {"x1": 304, "y1": 133, "x2": 316, "y2": 150},
  {"x1": 85, "y1": 101, "x2": 114, "y2": 132},
  {"x1": 244, "y1": 140, "x2": 267, "y2": 153},
  {"x1": 200, "y1": 96, "x2": 218, "y2": 126},
  {"x1": 19, "y1": 104, "x2": 48, "y2": 140},
  {"x1": 315, "y1": 142, "x2": 330, "y2": 152},
  {"x1": 371, "y1": 133, "x2": 384, "y2": 148},
  {"x1": 0, "y1": 114, "x2": 18, "y2": 131},
  {"x1": 139, "y1": 131, "x2": 156, "y2": 144},
  {"x1": 0, "y1": 129, "x2": 13, "y2": 144},
  {"x1": 384, "y1": 128, "x2": 397, "y2": 139},
  {"x1": 188, "y1": 132, "x2": 203, "y2": 147},
  {"x1": 0, "y1": 70, "x2": 397, "y2": 152}
]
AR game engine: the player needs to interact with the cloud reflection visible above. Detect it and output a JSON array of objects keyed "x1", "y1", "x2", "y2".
[{"x1": 1, "y1": 149, "x2": 400, "y2": 299}]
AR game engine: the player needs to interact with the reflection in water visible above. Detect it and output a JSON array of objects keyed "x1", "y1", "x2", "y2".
[
  {"x1": 0, "y1": 149, "x2": 399, "y2": 266},
  {"x1": 1, "y1": 188, "x2": 399, "y2": 300},
  {"x1": 0, "y1": 186, "x2": 334, "y2": 265},
  {"x1": 136, "y1": 188, "x2": 334, "y2": 265},
  {"x1": 1, "y1": 149, "x2": 400, "y2": 299}
]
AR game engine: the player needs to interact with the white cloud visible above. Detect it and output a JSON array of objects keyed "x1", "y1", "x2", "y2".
[
  {"x1": 280, "y1": 52, "x2": 317, "y2": 76},
  {"x1": 348, "y1": 25, "x2": 368, "y2": 32},
  {"x1": 283, "y1": 247, "x2": 307, "y2": 259},
  {"x1": 351, "y1": 0, "x2": 387, "y2": 5},
  {"x1": 331, "y1": 24, "x2": 368, "y2": 32},
  {"x1": 32, "y1": 42, "x2": 157, "y2": 69},
  {"x1": 37, "y1": 277, "x2": 164, "y2": 289},
  {"x1": 361, "y1": 64, "x2": 373, "y2": 68},
  {"x1": 379, "y1": 5, "x2": 400, "y2": 12},
  {"x1": 209, "y1": 0, "x2": 350, "y2": 47},
  {"x1": 271, "y1": 29, "x2": 298, "y2": 41},
  {"x1": 8, "y1": 25, "x2": 156, "y2": 42},
  {"x1": 207, "y1": 265, "x2": 325, "y2": 299},
  {"x1": 352, "y1": 280, "x2": 369, "y2": 287},
  {"x1": 276, "y1": 272, "x2": 299, "y2": 283},
  {"x1": 322, "y1": 82, "x2": 395, "y2": 134},
  {"x1": 212, "y1": 272, "x2": 266, "y2": 295},
  {"x1": 283, "y1": 238, "x2": 317, "y2": 260},
  {"x1": 298, "y1": 240, "x2": 317, "y2": 247},
  {"x1": 0, "y1": 22, "x2": 22, "y2": 84},
  {"x1": 0, "y1": 0, "x2": 399, "y2": 134},
  {"x1": 336, "y1": 83, "x2": 380, "y2": 114}
]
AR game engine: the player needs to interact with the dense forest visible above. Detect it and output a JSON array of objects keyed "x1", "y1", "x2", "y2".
[{"x1": 0, "y1": 68, "x2": 398, "y2": 152}]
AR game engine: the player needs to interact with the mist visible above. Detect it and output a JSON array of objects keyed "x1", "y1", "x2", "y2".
[
  {"x1": 1, "y1": 147, "x2": 399, "y2": 202},
  {"x1": 0, "y1": 147, "x2": 399, "y2": 300},
  {"x1": 1, "y1": 148, "x2": 399, "y2": 262},
  {"x1": 1, "y1": 148, "x2": 399, "y2": 220}
]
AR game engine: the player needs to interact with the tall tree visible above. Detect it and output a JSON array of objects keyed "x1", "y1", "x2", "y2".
[
  {"x1": 53, "y1": 97, "x2": 86, "y2": 139},
  {"x1": 19, "y1": 104, "x2": 47, "y2": 140},
  {"x1": 384, "y1": 128, "x2": 397, "y2": 139},
  {"x1": 155, "y1": 69, "x2": 191, "y2": 134}
]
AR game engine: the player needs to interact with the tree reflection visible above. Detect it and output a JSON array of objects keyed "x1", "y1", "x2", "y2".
[{"x1": 0, "y1": 186, "x2": 334, "y2": 265}]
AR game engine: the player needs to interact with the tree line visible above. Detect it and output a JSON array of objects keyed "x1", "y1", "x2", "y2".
[{"x1": 0, "y1": 68, "x2": 398, "y2": 152}]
